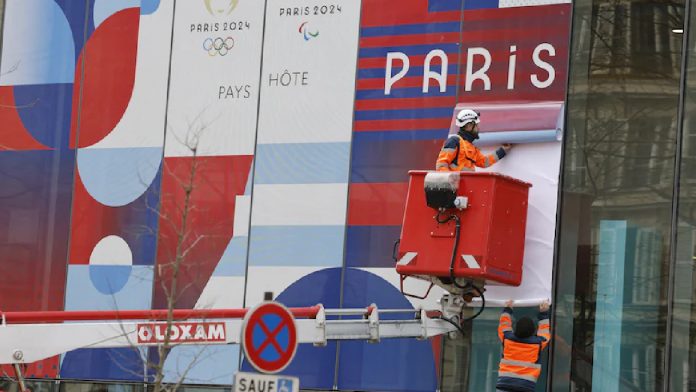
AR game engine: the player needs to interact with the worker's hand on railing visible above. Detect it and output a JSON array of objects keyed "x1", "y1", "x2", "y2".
[
  {"x1": 539, "y1": 300, "x2": 550, "y2": 312},
  {"x1": 504, "y1": 300, "x2": 514, "y2": 308},
  {"x1": 502, "y1": 143, "x2": 513, "y2": 153}
]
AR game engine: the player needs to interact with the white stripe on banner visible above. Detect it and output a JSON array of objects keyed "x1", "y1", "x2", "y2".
[
  {"x1": 251, "y1": 183, "x2": 348, "y2": 225},
  {"x1": 233, "y1": 195, "x2": 251, "y2": 237},
  {"x1": 195, "y1": 276, "x2": 246, "y2": 309}
]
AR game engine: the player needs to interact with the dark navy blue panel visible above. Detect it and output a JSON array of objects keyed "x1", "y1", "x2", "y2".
[
  {"x1": 358, "y1": 65, "x2": 459, "y2": 80},
  {"x1": 346, "y1": 226, "x2": 402, "y2": 268},
  {"x1": 55, "y1": 0, "x2": 94, "y2": 57},
  {"x1": 360, "y1": 22, "x2": 461, "y2": 37},
  {"x1": 354, "y1": 129, "x2": 449, "y2": 142},
  {"x1": 463, "y1": 0, "x2": 500, "y2": 10},
  {"x1": 0, "y1": 151, "x2": 75, "y2": 312},
  {"x1": 14, "y1": 84, "x2": 74, "y2": 149},
  {"x1": 121, "y1": 166, "x2": 162, "y2": 265},
  {"x1": 350, "y1": 139, "x2": 443, "y2": 183},
  {"x1": 338, "y1": 269, "x2": 437, "y2": 391},
  {"x1": 241, "y1": 268, "x2": 342, "y2": 389},
  {"x1": 428, "y1": 0, "x2": 464, "y2": 12},
  {"x1": 355, "y1": 107, "x2": 453, "y2": 121},
  {"x1": 14, "y1": 83, "x2": 73, "y2": 148},
  {"x1": 61, "y1": 348, "x2": 145, "y2": 381},
  {"x1": 359, "y1": 43, "x2": 459, "y2": 58}
]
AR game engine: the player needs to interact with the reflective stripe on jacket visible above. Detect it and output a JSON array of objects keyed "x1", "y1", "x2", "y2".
[
  {"x1": 496, "y1": 307, "x2": 551, "y2": 392},
  {"x1": 435, "y1": 133, "x2": 506, "y2": 172}
]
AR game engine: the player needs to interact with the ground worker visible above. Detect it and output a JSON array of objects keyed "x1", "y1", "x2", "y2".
[
  {"x1": 496, "y1": 299, "x2": 551, "y2": 392},
  {"x1": 435, "y1": 109, "x2": 511, "y2": 171}
]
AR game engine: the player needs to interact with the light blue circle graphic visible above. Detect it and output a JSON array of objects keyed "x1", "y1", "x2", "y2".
[{"x1": 89, "y1": 265, "x2": 132, "y2": 294}]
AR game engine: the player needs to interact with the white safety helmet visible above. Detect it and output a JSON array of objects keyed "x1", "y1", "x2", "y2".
[{"x1": 455, "y1": 109, "x2": 480, "y2": 128}]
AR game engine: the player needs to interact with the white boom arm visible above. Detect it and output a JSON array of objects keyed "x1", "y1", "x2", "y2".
[{"x1": 0, "y1": 303, "x2": 462, "y2": 365}]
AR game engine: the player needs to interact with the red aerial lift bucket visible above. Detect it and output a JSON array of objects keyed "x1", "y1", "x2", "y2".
[{"x1": 396, "y1": 171, "x2": 531, "y2": 295}]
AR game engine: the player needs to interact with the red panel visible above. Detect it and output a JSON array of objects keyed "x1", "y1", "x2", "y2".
[
  {"x1": 457, "y1": 4, "x2": 571, "y2": 102},
  {"x1": 347, "y1": 183, "x2": 409, "y2": 226},
  {"x1": 153, "y1": 155, "x2": 253, "y2": 309},
  {"x1": 0, "y1": 87, "x2": 49, "y2": 150},
  {"x1": 68, "y1": 170, "x2": 120, "y2": 265},
  {"x1": 1, "y1": 356, "x2": 59, "y2": 379},
  {"x1": 396, "y1": 171, "x2": 531, "y2": 286},
  {"x1": 70, "y1": 8, "x2": 139, "y2": 148},
  {"x1": 361, "y1": 0, "x2": 460, "y2": 26},
  {"x1": 431, "y1": 336, "x2": 442, "y2": 384}
]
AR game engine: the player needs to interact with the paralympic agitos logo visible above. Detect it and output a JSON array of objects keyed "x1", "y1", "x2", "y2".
[{"x1": 298, "y1": 22, "x2": 319, "y2": 41}]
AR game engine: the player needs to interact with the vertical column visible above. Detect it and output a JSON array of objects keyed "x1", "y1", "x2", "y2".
[
  {"x1": 155, "y1": 0, "x2": 265, "y2": 384},
  {"x1": 246, "y1": 1, "x2": 361, "y2": 304},
  {"x1": 61, "y1": 1, "x2": 175, "y2": 381},
  {"x1": 160, "y1": 0, "x2": 265, "y2": 310},
  {"x1": 242, "y1": 2, "x2": 361, "y2": 389}
]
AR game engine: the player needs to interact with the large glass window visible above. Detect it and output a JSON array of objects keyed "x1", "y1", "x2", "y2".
[
  {"x1": 668, "y1": 3, "x2": 696, "y2": 390},
  {"x1": 552, "y1": 0, "x2": 685, "y2": 390}
]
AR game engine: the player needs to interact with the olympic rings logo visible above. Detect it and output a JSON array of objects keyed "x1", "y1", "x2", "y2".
[{"x1": 203, "y1": 37, "x2": 235, "y2": 56}]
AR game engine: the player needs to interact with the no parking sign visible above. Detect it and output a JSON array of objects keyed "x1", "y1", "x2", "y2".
[{"x1": 241, "y1": 301, "x2": 299, "y2": 374}]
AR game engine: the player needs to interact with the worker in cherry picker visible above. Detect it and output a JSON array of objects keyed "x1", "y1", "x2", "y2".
[
  {"x1": 435, "y1": 109, "x2": 511, "y2": 171},
  {"x1": 496, "y1": 299, "x2": 551, "y2": 392}
]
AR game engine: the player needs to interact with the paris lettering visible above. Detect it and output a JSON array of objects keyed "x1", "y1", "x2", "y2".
[
  {"x1": 384, "y1": 43, "x2": 558, "y2": 95},
  {"x1": 190, "y1": 20, "x2": 251, "y2": 33},
  {"x1": 279, "y1": 4, "x2": 342, "y2": 16}
]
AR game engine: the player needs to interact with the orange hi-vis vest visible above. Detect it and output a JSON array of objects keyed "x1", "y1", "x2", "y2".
[
  {"x1": 435, "y1": 133, "x2": 506, "y2": 172},
  {"x1": 496, "y1": 308, "x2": 551, "y2": 392}
]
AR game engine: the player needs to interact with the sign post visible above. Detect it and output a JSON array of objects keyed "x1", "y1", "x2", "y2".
[{"x1": 235, "y1": 301, "x2": 300, "y2": 392}]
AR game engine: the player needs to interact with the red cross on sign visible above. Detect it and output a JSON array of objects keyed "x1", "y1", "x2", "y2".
[{"x1": 242, "y1": 301, "x2": 298, "y2": 374}]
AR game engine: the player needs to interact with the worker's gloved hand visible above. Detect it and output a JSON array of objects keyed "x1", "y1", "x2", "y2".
[
  {"x1": 539, "y1": 300, "x2": 550, "y2": 312},
  {"x1": 502, "y1": 143, "x2": 513, "y2": 153}
]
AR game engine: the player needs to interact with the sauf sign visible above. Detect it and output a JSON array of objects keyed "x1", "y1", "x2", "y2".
[{"x1": 136, "y1": 322, "x2": 227, "y2": 344}]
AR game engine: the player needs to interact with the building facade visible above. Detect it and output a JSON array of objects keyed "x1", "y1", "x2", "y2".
[{"x1": 0, "y1": 0, "x2": 694, "y2": 391}]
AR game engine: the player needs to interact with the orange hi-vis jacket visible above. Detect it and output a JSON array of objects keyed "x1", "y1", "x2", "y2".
[
  {"x1": 435, "y1": 132, "x2": 506, "y2": 171},
  {"x1": 496, "y1": 307, "x2": 551, "y2": 392}
]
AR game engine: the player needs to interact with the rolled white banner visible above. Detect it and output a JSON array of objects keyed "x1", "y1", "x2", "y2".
[{"x1": 474, "y1": 129, "x2": 562, "y2": 147}]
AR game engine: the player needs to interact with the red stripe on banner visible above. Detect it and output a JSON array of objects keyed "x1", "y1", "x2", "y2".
[
  {"x1": 355, "y1": 96, "x2": 456, "y2": 110},
  {"x1": 463, "y1": 4, "x2": 570, "y2": 22},
  {"x1": 355, "y1": 118, "x2": 452, "y2": 132},
  {"x1": 357, "y1": 76, "x2": 457, "y2": 90},
  {"x1": 347, "y1": 182, "x2": 410, "y2": 226},
  {"x1": 460, "y1": 29, "x2": 568, "y2": 43},
  {"x1": 361, "y1": 0, "x2": 461, "y2": 26},
  {"x1": 359, "y1": 54, "x2": 454, "y2": 69},
  {"x1": 360, "y1": 33, "x2": 461, "y2": 47}
]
